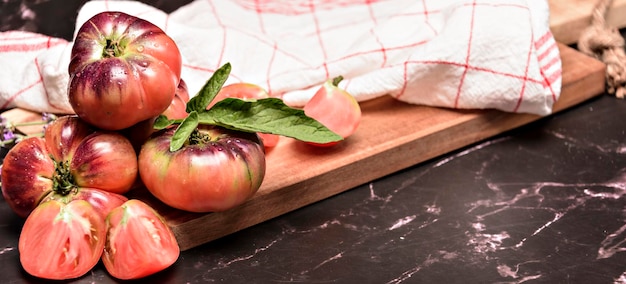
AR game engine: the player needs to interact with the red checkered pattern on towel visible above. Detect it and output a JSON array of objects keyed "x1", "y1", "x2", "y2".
[{"x1": 0, "y1": 0, "x2": 561, "y2": 116}]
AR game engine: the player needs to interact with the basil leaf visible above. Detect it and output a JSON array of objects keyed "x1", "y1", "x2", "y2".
[
  {"x1": 197, "y1": 98, "x2": 343, "y2": 143},
  {"x1": 153, "y1": 115, "x2": 175, "y2": 130},
  {"x1": 186, "y1": 63, "x2": 231, "y2": 113},
  {"x1": 170, "y1": 111, "x2": 199, "y2": 152}
]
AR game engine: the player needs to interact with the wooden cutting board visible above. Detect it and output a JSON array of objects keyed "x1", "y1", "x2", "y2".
[
  {"x1": 550, "y1": 0, "x2": 626, "y2": 45},
  {"x1": 132, "y1": 42, "x2": 601, "y2": 251}
]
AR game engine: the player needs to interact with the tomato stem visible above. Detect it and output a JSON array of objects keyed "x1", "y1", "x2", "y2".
[
  {"x1": 332, "y1": 76, "x2": 344, "y2": 87},
  {"x1": 103, "y1": 38, "x2": 123, "y2": 58},
  {"x1": 52, "y1": 159, "x2": 77, "y2": 195},
  {"x1": 189, "y1": 129, "x2": 212, "y2": 145}
]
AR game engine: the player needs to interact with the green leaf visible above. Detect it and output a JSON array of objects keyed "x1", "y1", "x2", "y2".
[
  {"x1": 153, "y1": 115, "x2": 175, "y2": 130},
  {"x1": 197, "y1": 98, "x2": 343, "y2": 144},
  {"x1": 170, "y1": 111, "x2": 199, "y2": 152},
  {"x1": 185, "y1": 63, "x2": 231, "y2": 113}
]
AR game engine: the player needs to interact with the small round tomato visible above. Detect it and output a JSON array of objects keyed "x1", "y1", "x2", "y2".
[
  {"x1": 211, "y1": 82, "x2": 280, "y2": 147},
  {"x1": 138, "y1": 125, "x2": 266, "y2": 212},
  {"x1": 68, "y1": 11, "x2": 182, "y2": 130},
  {"x1": 1, "y1": 116, "x2": 138, "y2": 218},
  {"x1": 19, "y1": 199, "x2": 106, "y2": 280},
  {"x1": 303, "y1": 76, "x2": 361, "y2": 147},
  {"x1": 102, "y1": 199, "x2": 179, "y2": 280}
]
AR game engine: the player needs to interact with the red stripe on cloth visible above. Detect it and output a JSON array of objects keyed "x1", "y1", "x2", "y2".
[
  {"x1": 512, "y1": 32, "x2": 534, "y2": 113},
  {"x1": 183, "y1": 63, "x2": 243, "y2": 82},
  {"x1": 34, "y1": 57, "x2": 64, "y2": 111},
  {"x1": 541, "y1": 55, "x2": 560, "y2": 72},
  {"x1": 308, "y1": 0, "x2": 329, "y2": 78},
  {"x1": 453, "y1": 0, "x2": 477, "y2": 108},
  {"x1": 1, "y1": 79, "x2": 42, "y2": 109},
  {"x1": 537, "y1": 42, "x2": 558, "y2": 62},
  {"x1": 183, "y1": 64, "x2": 215, "y2": 73},
  {"x1": 34, "y1": 57, "x2": 49, "y2": 102},
  {"x1": 534, "y1": 30, "x2": 552, "y2": 49},
  {"x1": 266, "y1": 42, "x2": 278, "y2": 96},
  {"x1": 224, "y1": 24, "x2": 315, "y2": 68},
  {"x1": 0, "y1": 40, "x2": 66, "y2": 52},
  {"x1": 1, "y1": 33, "x2": 50, "y2": 41},
  {"x1": 399, "y1": 61, "x2": 409, "y2": 98},
  {"x1": 254, "y1": 0, "x2": 267, "y2": 34},
  {"x1": 207, "y1": 0, "x2": 227, "y2": 68},
  {"x1": 427, "y1": 60, "x2": 544, "y2": 84}
]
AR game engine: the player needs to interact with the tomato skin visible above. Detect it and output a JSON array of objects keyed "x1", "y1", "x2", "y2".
[
  {"x1": 303, "y1": 77, "x2": 361, "y2": 147},
  {"x1": 162, "y1": 79, "x2": 190, "y2": 120},
  {"x1": 42, "y1": 188, "x2": 128, "y2": 220},
  {"x1": 68, "y1": 11, "x2": 182, "y2": 130},
  {"x1": 1, "y1": 116, "x2": 138, "y2": 218},
  {"x1": 1, "y1": 137, "x2": 55, "y2": 218},
  {"x1": 102, "y1": 199, "x2": 179, "y2": 280},
  {"x1": 138, "y1": 125, "x2": 266, "y2": 212},
  {"x1": 19, "y1": 199, "x2": 106, "y2": 280}
]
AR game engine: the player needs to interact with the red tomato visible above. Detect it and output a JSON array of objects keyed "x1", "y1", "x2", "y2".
[
  {"x1": 303, "y1": 76, "x2": 361, "y2": 147},
  {"x1": 102, "y1": 199, "x2": 179, "y2": 280},
  {"x1": 138, "y1": 125, "x2": 266, "y2": 212},
  {"x1": 19, "y1": 199, "x2": 106, "y2": 280},
  {"x1": 162, "y1": 78, "x2": 190, "y2": 120},
  {"x1": 1, "y1": 116, "x2": 137, "y2": 218},
  {"x1": 68, "y1": 11, "x2": 182, "y2": 130},
  {"x1": 211, "y1": 83, "x2": 280, "y2": 147}
]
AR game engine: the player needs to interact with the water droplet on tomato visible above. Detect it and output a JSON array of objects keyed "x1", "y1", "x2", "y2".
[{"x1": 136, "y1": 45, "x2": 144, "y2": 52}]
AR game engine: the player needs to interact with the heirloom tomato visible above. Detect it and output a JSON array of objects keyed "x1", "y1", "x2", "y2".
[
  {"x1": 138, "y1": 125, "x2": 266, "y2": 212},
  {"x1": 1, "y1": 116, "x2": 137, "y2": 218},
  {"x1": 19, "y1": 199, "x2": 106, "y2": 280},
  {"x1": 102, "y1": 199, "x2": 179, "y2": 280},
  {"x1": 303, "y1": 76, "x2": 361, "y2": 147},
  {"x1": 68, "y1": 11, "x2": 182, "y2": 130}
]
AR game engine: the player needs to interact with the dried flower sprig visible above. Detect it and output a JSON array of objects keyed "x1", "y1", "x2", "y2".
[{"x1": 0, "y1": 112, "x2": 57, "y2": 148}]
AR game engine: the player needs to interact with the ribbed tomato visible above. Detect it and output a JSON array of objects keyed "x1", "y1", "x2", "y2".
[
  {"x1": 1, "y1": 116, "x2": 137, "y2": 218},
  {"x1": 68, "y1": 11, "x2": 182, "y2": 130},
  {"x1": 138, "y1": 125, "x2": 266, "y2": 213}
]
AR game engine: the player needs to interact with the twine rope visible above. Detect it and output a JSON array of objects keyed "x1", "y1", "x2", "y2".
[{"x1": 578, "y1": 0, "x2": 626, "y2": 98}]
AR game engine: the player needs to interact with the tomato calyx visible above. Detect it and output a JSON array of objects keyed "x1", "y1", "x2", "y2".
[
  {"x1": 154, "y1": 63, "x2": 343, "y2": 152},
  {"x1": 188, "y1": 129, "x2": 224, "y2": 145},
  {"x1": 332, "y1": 75, "x2": 343, "y2": 87},
  {"x1": 103, "y1": 38, "x2": 125, "y2": 58},
  {"x1": 52, "y1": 159, "x2": 78, "y2": 196}
]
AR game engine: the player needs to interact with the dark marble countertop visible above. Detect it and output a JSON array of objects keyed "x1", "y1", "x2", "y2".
[{"x1": 2, "y1": 1, "x2": 626, "y2": 283}]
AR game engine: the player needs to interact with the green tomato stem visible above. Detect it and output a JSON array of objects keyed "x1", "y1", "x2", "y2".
[
  {"x1": 103, "y1": 38, "x2": 124, "y2": 58},
  {"x1": 52, "y1": 159, "x2": 77, "y2": 196}
]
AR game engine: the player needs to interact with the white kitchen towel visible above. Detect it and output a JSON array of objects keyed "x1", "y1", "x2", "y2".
[{"x1": 0, "y1": 0, "x2": 561, "y2": 116}]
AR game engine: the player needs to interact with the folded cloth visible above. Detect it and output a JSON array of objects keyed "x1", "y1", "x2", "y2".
[{"x1": 0, "y1": 0, "x2": 561, "y2": 116}]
